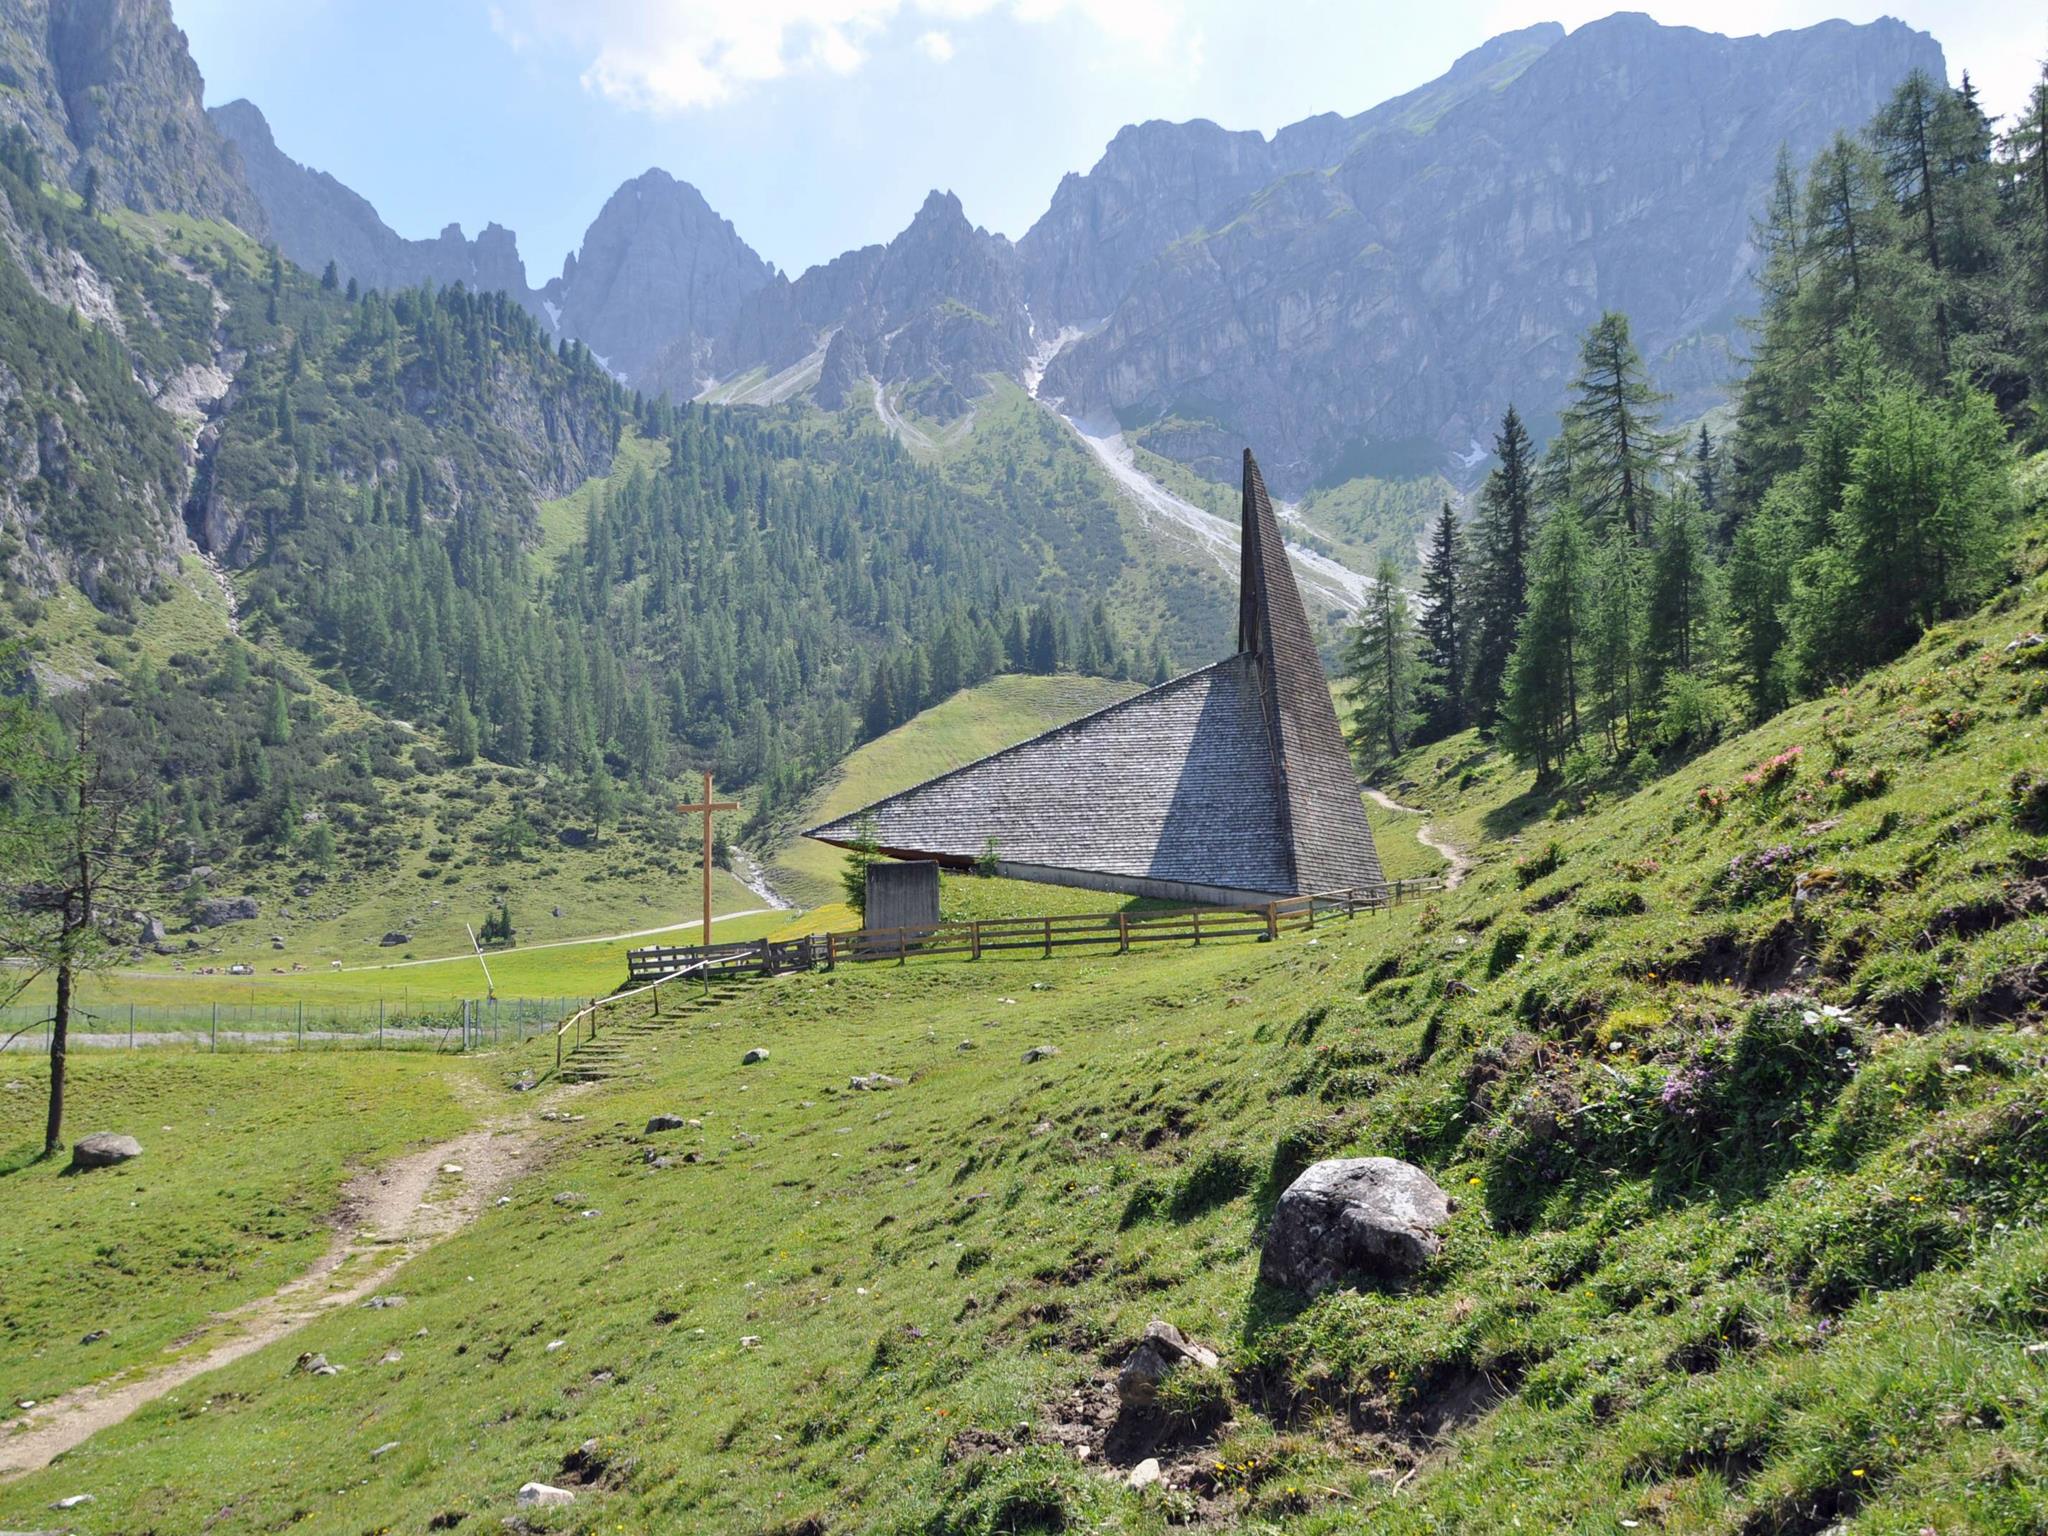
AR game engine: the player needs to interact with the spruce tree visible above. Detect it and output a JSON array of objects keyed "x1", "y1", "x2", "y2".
[
  {"x1": 447, "y1": 691, "x2": 479, "y2": 765},
  {"x1": 1500, "y1": 504, "x2": 1589, "y2": 777},
  {"x1": 1344, "y1": 559, "x2": 1420, "y2": 774},
  {"x1": 1645, "y1": 490, "x2": 1714, "y2": 700},
  {"x1": 1415, "y1": 499, "x2": 1467, "y2": 741},
  {"x1": 261, "y1": 680, "x2": 292, "y2": 747},
  {"x1": 1584, "y1": 522, "x2": 1646, "y2": 757},
  {"x1": 1467, "y1": 405, "x2": 1537, "y2": 727}
]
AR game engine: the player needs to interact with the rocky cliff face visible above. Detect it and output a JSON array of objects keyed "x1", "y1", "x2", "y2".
[
  {"x1": 212, "y1": 99, "x2": 534, "y2": 304},
  {"x1": 0, "y1": 0, "x2": 262, "y2": 231},
  {"x1": 699, "y1": 190, "x2": 1031, "y2": 418},
  {"x1": 539, "y1": 169, "x2": 775, "y2": 383},
  {"x1": 1038, "y1": 14, "x2": 1944, "y2": 493}
]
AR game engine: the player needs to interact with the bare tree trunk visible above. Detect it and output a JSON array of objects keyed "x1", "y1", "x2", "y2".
[{"x1": 45, "y1": 953, "x2": 70, "y2": 1155}]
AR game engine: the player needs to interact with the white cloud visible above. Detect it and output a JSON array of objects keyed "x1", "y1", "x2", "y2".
[{"x1": 496, "y1": 0, "x2": 1189, "y2": 112}]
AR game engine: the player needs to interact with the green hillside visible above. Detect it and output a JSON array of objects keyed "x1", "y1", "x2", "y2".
[{"x1": 6, "y1": 509, "x2": 2042, "y2": 1534}]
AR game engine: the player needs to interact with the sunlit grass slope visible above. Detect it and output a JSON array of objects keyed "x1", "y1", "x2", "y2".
[
  {"x1": 4, "y1": 523, "x2": 2045, "y2": 1534},
  {"x1": 0, "y1": 1054, "x2": 473, "y2": 1412}
]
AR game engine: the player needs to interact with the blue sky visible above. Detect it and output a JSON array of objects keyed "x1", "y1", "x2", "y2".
[{"x1": 173, "y1": 0, "x2": 2043, "y2": 283}]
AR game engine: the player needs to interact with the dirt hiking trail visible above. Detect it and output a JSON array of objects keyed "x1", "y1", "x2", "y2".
[
  {"x1": 0, "y1": 1088, "x2": 556, "y2": 1478},
  {"x1": 1362, "y1": 787, "x2": 1475, "y2": 888}
]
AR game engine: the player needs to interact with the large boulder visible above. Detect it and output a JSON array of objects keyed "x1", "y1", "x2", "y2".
[
  {"x1": 195, "y1": 896, "x2": 259, "y2": 927},
  {"x1": 1117, "y1": 1319, "x2": 1219, "y2": 1409},
  {"x1": 379, "y1": 931, "x2": 411, "y2": 947},
  {"x1": 1259, "y1": 1157, "x2": 1450, "y2": 1295},
  {"x1": 70, "y1": 1132, "x2": 143, "y2": 1170}
]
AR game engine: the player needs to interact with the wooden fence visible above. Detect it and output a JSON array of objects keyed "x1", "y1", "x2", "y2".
[
  {"x1": 818, "y1": 879, "x2": 1439, "y2": 967},
  {"x1": 624, "y1": 935, "x2": 820, "y2": 983},
  {"x1": 563, "y1": 879, "x2": 1439, "y2": 1076},
  {"x1": 621, "y1": 879, "x2": 1439, "y2": 987}
]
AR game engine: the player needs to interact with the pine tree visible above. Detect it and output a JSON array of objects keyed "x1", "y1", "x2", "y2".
[
  {"x1": 1414, "y1": 499, "x2": 1467, "y2": 741},
  {"x1": 1561, "y1": 312, "x2": 1672, "y2": 541},
  {"x1": 1500, "y1": 504, "x2": 1590, "y2": 778},
  {"x1": 1344, "y1": 559, "x2": 1420, "y2": 775},
  {"x1": 1468, "y1": 405, "x2": 1538, "y2": 727}
]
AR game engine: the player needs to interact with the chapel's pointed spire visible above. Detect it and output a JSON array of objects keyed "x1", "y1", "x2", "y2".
[{"x1": 1236, "y1": 448, "x2": 1386, "y2": 893}]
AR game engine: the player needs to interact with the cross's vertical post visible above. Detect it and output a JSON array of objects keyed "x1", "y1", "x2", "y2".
[{"x1": 677, "y1": 771, "x2": 741, "y2": 949}]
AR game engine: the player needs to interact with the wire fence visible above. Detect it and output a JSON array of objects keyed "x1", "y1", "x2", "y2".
[{"x1": 0, "y1": 996, "x2": 584, "y2": 1054}]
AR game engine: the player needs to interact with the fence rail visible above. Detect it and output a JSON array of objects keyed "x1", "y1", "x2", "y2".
[{"x1": 0, "y1": 996, "x2": 583, "y2": 1054}]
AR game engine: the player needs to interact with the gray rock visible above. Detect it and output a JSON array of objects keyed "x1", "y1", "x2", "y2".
[
  {"x1": 849, "y1": 1073, "x2": 905, "y2": 1091},
  {"x1": 1021, "y1": 1045, "x2": 1060, "y2": 1064},
  {"x1": 69, "y1": 1133, "x2": 142, "y2": 1170},
  {"x1": 370, "y1": 1440, "x2": 400, "y2": 1458},
  {"x1": 138, "y1": 915, "x2": 166, "y2": 945},
  {"x1": 51, "y1": 1493, "x2": 96, "y2": 1509},
  {"x1": 1128, "y1": 1457, "x2": 1163, "y2": 1489},
  {"x1": 379, "y1": 931, "x2": 410, "y2": 947},
  {"x1": 645, "y1": 1114, "x2": 689, "y2": 1133},
  {"x1": 742, "y1": 1047, "x2": 770, "y2": 1065},
  {"x1": 515, "y1": 1482, "x2": 576, "y2": 1508},
  {"x1": 293, "y1": 1351, "x2": 342, "y2": 1376},
  {"x1": 1259, "y1": 1157, "x2": 1450, "y2": 1295},
  {"x1": 194, "y1": 896, "x2": 259, "y2": 927},
  {"x1": 1117, "y1": 1319, "x2": 1219, "y2": 1409}
]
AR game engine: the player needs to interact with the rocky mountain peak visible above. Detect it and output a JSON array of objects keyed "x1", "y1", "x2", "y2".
[
  {"x1": 542, "y1": 167, "x2": 774, "y2": 382},
  {"x1": 0, "y1": 0, "x2": 263, "y2": 231}
]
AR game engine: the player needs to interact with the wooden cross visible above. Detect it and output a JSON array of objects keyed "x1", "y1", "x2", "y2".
[{"x1": 677, "y1": 771, "x2": 740, "y2": 945}]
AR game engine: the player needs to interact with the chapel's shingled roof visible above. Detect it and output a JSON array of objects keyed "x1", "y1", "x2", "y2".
[{"x1": 807, "y1": 450, "x2": 1382, "y2": 900}]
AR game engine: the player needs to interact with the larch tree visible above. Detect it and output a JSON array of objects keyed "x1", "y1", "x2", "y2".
[{"x1": 1561, "y1": 312, "x2": 1672, "y2": 542}]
